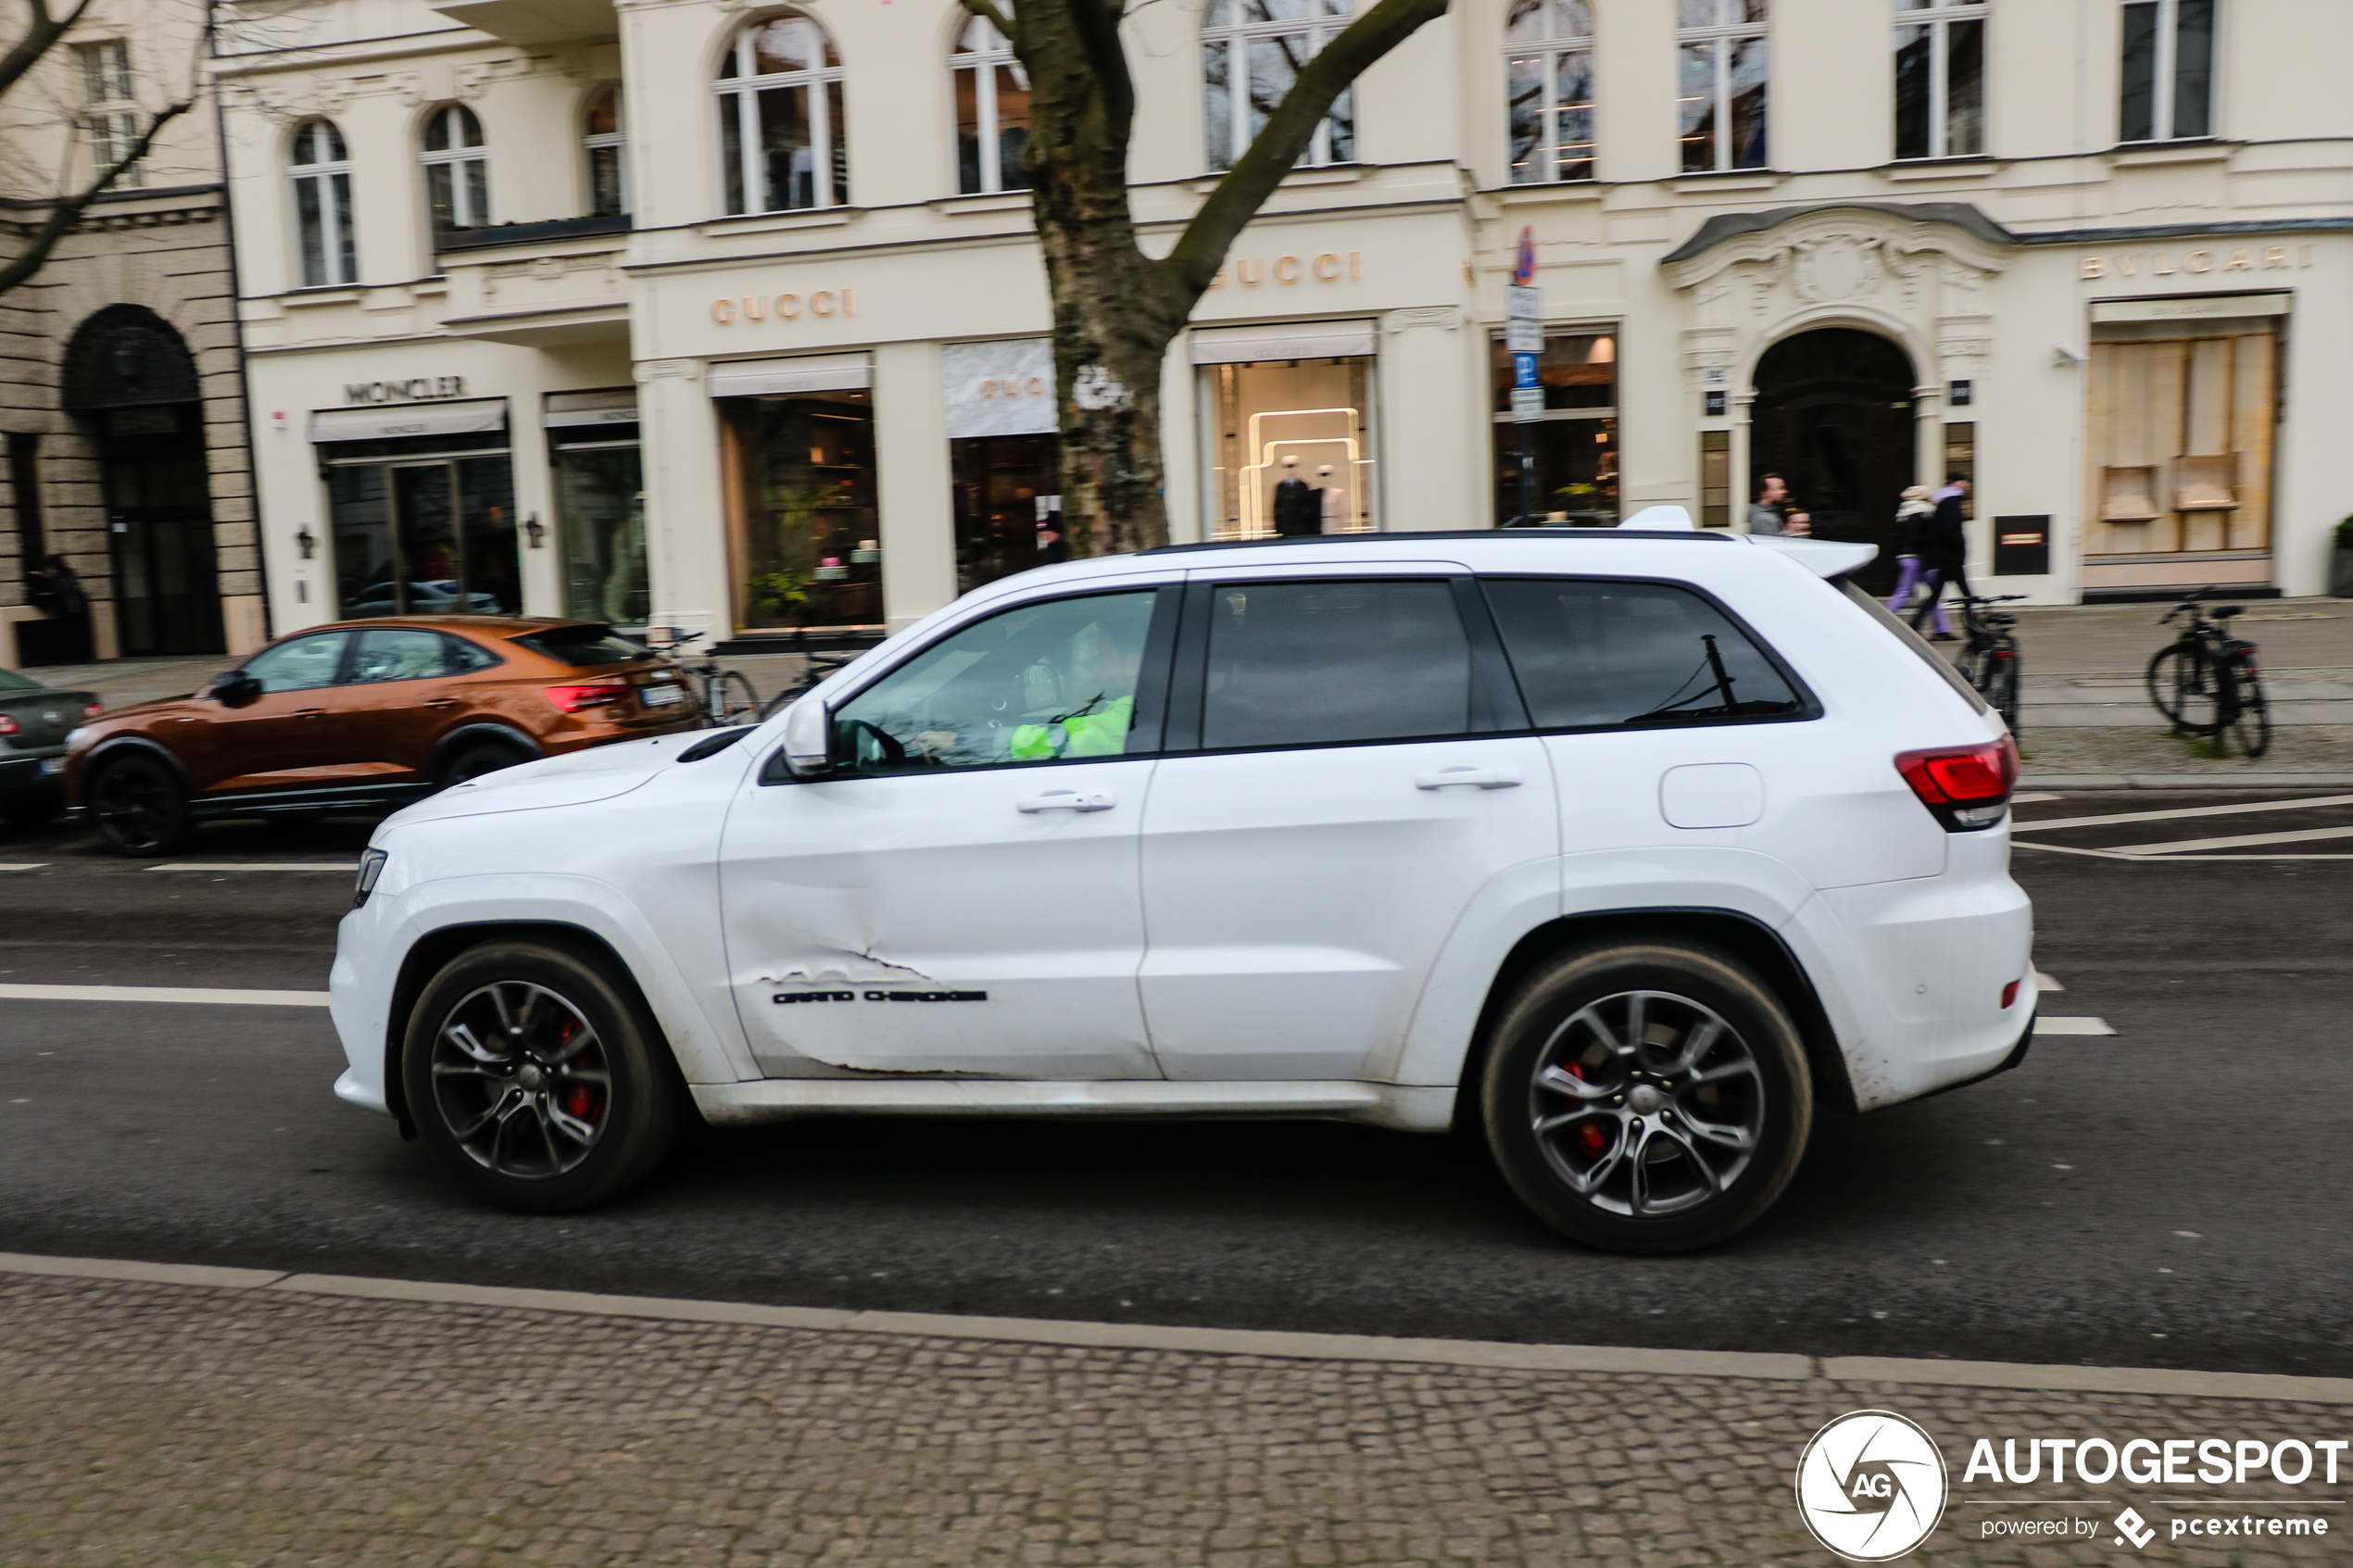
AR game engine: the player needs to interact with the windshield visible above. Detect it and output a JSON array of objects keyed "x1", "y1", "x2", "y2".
[{"x1": 1836, "y1": 579, "x2": 1988, "y2": 714}]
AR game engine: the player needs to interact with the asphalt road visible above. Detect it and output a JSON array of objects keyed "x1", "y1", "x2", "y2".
[{"x1": 3, "y1": 793, "x2": 2349, "y2": 1377}]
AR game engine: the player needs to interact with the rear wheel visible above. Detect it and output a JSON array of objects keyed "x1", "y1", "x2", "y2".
[
  {"x1": 402, "y1": 941, "x2": 683, "y2": 1212},
  {"x1": 438, "y1": 740, "x2": 531, "y2": 788},
  {"x1": 88, "y1": 753, "x2": 191, "y2": 856},
  {"x1": 2147, "y1": 643, "x2": 2221, "y2": 734},
  {"x1": 1479, "y1": 941, "x2": 1812, "y2": 1254}
]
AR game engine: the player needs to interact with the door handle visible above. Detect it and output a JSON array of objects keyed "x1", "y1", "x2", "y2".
[
  {"x1": 1017, "y1": 790, "x2": 1116, "y2": 813},
  {"x1": 422, "y1": 696, "x2": 462, "y2": 709},
  {"x1": 293, "y1": 709, "x2": 326, "y2": 719},
  {"x1": 1415, "y1": 768, "x2": 1522, "y2": 791}
]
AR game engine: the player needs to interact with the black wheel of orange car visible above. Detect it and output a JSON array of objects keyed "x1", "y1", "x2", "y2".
[
  {"x1": 402, "y1": 941, "x2": 683, "y2": 1212},
  {"x1": 1480, "y1": 941, "x2": 1812, "y2": 1255},
  {"x1": 438, "y1": 740, "x2": 530, "y2": 788},
  {"x1": 88, "y1": 752, "x2": 192, "y2": 856}
]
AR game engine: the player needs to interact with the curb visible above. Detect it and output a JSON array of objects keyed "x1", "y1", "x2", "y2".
[
  {"x1": 2020, "y1": 773, "x2": 2353, "y2": 790},
  {"x1": 7, "y1": 1250, "x2": 2353, "y2": 1407}
]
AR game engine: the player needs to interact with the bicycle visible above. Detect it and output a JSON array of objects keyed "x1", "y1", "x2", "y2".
[
  {"x1": 1951, "y1": 593, "x2": 2027, "y2": 736},
  {"x1": 648, "y1": 629, "x2": 763, "y2": 726},
  {"x1": 754, "y1": 630, "x2": 861, "y2": 721},
  {"x1": 2145, "y1": 587, "x2": 2271, "y2": 758}
]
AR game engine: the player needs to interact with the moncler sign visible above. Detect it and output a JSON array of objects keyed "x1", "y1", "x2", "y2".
[{"x1": 344, "y1": 376, "x2": 469, "y2": 405}]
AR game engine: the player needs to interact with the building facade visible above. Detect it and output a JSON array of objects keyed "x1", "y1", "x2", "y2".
[
  {"x1": 213, "y1": 0, "x2": 2353, "y2": 646},
  {"x1": 1, "y1": 0, "x2": 264, "y2": 668}
]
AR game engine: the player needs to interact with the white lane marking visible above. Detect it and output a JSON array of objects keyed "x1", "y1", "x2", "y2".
[
  {"x1": 2013, "y1": 793, "x2": 2353, "y2": 834},
  {"x1": 2035, "y1": 1016, "x2": 2116, "y2": 1036},
  {"x1": 0, "y1": 983, "x2": 331, "y2": 1008},
  {"x1": 2015, "y1": 839, "x2": 2353, "y2": 862},
  {"x1": 0, "y1": 863, "x2": 49, "y2": 872},
  {"x1": 2010, "y1": 792, "x2": 2065, "y2": 804},
  {"x1": 145, "y1": 862, "x2": 359, "y2": 872},
  {"x1": 2033, "y1": 970, "x2": 2063, "y2": 993},
  {"x1": 2115, "y1": 823, "x2": 2353, "y2": 856}
]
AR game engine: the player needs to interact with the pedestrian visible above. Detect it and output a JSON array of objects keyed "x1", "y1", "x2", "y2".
[
  {"x1": 1744, "y1": 473, "x2": 1788, "y2": 535},
  {"x1": 1885, "y1": 484, "x2": 1951, "y2": 637},
  {"x1": 1036, "y1": 519, "x2": 1070, "y2": 567},
  {"x1": 1782, "y1": 507, "x2": 1813, "y2": 538},
  {"x1": 1909, "y1": 474, "x2": 1972, "y2": 641}
]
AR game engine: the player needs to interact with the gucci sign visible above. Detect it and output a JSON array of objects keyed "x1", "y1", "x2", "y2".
[
  {"x1": 1210, "y1": 252, "x2": 1365, "y2": 289},
  {"x1": 712, "y1": 289, "x2": 858, "y2": 324}
]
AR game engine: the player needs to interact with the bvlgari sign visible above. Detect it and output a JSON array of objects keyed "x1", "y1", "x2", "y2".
[{"x1": 345, "y1": 376, "x2": 470, "y2": 405}]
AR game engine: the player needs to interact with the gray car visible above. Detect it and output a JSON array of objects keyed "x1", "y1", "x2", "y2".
[{"x1": 0, "y1": 668, "x2": 101, "y2": 827}]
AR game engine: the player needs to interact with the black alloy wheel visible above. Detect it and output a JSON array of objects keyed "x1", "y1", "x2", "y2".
[
  {"x1": 1480, "y1": 941, "x2": 1812, "y2": 1254},
  {"x1": 438, "y1": 741, "x2": 531, "y2": 789},
  {"x1": 88, "y1": 753, "x2": 193, "y2": 856},
  {"x1": 402, "y1": 941, "x2": 683, "y2": 1212}
]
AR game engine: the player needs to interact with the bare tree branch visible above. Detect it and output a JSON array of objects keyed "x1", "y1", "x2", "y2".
[
  {"x1": 1156, "y1": 0, "x2": 1448, "y2": 301},
  {"x1": 0, "y1": 0, "x2": 95, "y2": 105},
  {"x1": 955, "y1": 0, "x2": 1017, "y2": 46},
  {"x1": 0, "y1": 94, "x2": 192, "y2": 295}
]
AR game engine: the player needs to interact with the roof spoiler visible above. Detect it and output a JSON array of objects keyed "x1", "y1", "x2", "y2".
[{"x1": 1744, "y1": 535, "x2": 1881, "y2": 580}]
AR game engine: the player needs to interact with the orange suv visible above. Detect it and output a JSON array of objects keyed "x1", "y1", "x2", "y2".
[{"x1": 67, "y1": 618, "x2": 703, "y2": 855}]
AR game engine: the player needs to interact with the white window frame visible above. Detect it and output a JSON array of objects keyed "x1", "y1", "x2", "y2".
[
  {"x1": 1892, "y1": 0, "x2": 1987, "y2": 161},
  {"x1": 1200, "y1": 0, "x2": 1356, "y2": 175},
  {"x1": 950, "y1": 11, "x2": 1029, "y2": 194},
  {"x1": 79, "y1": 39, "x2": 142, "y2": 188},
  {"x1": 2120, "y1": 0, "x2": 2216, "y2": 144},
  {"x1": 1676, "y1": 0, "x2": 1770, "y2": 173},
  {"x1": 289, "y1": 118, "x2": 355, "y2": 288},
  {"x1": 584, "y1": 86, "x2": 627, "y2": 216},
  {"x1": 1504, "y1": 0, "x2": 1595, "y2": 185},
  {"x1": 716, "y1": 13, "x2": 848, "y2": 215},
  {"x1": 420, "y1": 103, "x2": 489, "y2": 232}
]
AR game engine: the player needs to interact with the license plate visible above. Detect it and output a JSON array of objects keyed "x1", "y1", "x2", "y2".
[
  {"x1": 38, "y1": 759, "x2": 64, "y2": 775},
  {"x1": 640, "y1": 683, "x2": 685, "y2": 708}
]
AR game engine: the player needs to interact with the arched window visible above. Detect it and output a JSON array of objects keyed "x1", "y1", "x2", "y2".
[
  {"x1": 1201, "y1": 0, "x2": 1354, "y2": 173},
  {"x1": 290, "y1": 118, "x2": 355, "y2": 286},
  {"x1": 1507, "y1": 0, "x2": 1594, "y2": 182},
  {"x1": 951, "y1": 9, "x2": 1030, "y2": 194},
  {"x1": 716, "y1": 12, "x2": 848, "y2": 215},
  {"x1": 421, "y1": 102, "x2": 489, "y2": 232},
  {"x1": 585, "y1": 87, "x2": 627, "y2": 216}
]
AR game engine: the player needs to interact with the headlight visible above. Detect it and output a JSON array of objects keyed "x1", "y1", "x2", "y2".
[{"x1": 353, "y1": 847, "x2": 389, "y2": 909}]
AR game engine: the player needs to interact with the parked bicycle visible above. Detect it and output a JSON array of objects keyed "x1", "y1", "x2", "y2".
[
  {"x1": 648, "y1": 630, "x2": 763, "y2": 726},
  {"x1": 754, "y1": 631, "x2": 862, "y2": 721},
  {"x1": 2145, "y1": 587, "x2": 2270, "y2": 758},
  {"x1": 1951, "y1": 593, "x2": 2027, "y2": 736}
]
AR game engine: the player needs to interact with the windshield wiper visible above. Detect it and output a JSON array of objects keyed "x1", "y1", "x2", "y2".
[{"x1": 1621, "y1": 635, "x2": 1796, "y2": 723}]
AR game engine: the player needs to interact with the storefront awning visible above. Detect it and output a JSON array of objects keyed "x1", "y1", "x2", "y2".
[
  {"x1": 1189, "y1": 320, "x2": 1378, "y2": 366},
  {"x1": 310, "y1": 399, "x2": 508, "y2": 444},
  {"x1": 545, "y1": 387, "x2": 639, "y2": 426},
  {"x1": 707, "y1": 353, "x2": 873, "y2": 397}
]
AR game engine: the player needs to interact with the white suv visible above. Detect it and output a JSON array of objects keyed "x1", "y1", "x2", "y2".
[{"x1": 330, "y1": 519, "x2": 2032, "y2": 1253}]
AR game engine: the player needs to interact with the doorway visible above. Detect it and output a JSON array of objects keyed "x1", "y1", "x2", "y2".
[
  {"x1": 1748, "y1": 328, "x2": 1916, "y2": 593},
  {"x1": 325, "y1": 451, "x2": 519, "y2": 619},
  {"x1": 99, "y1": 404, "x2": 223, "y2": 656}
]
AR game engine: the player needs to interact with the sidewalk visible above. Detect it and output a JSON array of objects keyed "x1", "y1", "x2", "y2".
[{"x1": 4, "y1": 1263, "x2": 2348, "y2": 1566}]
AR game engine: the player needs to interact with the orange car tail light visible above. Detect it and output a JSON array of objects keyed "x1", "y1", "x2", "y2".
[{"x1": 543, "y1": 679, "x2": 630, "y2": 714}]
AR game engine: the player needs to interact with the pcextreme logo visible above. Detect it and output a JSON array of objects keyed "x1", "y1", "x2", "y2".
[{"x1": 1794, "y1": 1411, "x2": 1951, "y2": 1562}]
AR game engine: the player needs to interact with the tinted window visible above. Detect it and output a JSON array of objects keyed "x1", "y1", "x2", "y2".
[
  {"x1": 447, "y1": 635, "x2": 502, "y2": 673},
  {"x1": 512, "y1": 625, "x2": 651, "y2": 668},
  {"x1": 832, "y1": 591, "x2": 1156, "y2": 774},
  {"x1": 1483, "y1": 578, "x2": 1805, "y2": 728},
  {"x1": 347, "y1": 627, "x2": 451, "y2": 684},
  {"x1": 1203, "y1": 579, "x2": 1473, "y2": 750},
  {"x1": 241, "y1": 632, "x2": 349, "y2": 693}
]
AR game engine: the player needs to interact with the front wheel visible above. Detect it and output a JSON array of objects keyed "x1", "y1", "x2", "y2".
[
  {"x1": 88, "y1": 753, "x2": 192, "y2": 856},
  {"x1": 1479, "y1": 941, "x2": 1813, "y2": 1254},
  {"x1": 2148, "y1": 642, "x2": 2222, "y2": 734},
  {"x1": 2227, "y1": 659, "x2": 2271, "y2": 759},
  {"x1": 402, "y1": 941, "x2": 683, "y2": 1212},
  {"x1": 1982, "y1": 650, "x2": 2022, "y2": 738},
  {"x1": 437, "y1": 740, "x2": 531, "y2": 788}
]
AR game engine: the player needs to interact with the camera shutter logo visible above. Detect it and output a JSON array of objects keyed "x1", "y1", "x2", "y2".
[{"x1": 1794, "y1": 1411, "x2": 1950, "y2": 1562}]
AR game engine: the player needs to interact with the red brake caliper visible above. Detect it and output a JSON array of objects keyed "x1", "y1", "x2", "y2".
[
  {"x1": 1569, "y1": 1062, "x2": 1609, "y2": 1157},
  {"x1": 555, "y1": 1020, "x2": 598, "y2": 1121}
]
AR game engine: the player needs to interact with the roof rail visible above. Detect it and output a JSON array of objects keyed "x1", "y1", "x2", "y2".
[{"x1": 1137, "y1": 528, "x2": 1732, "y2": 557}]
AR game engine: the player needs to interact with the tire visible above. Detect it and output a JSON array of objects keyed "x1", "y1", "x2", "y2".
[
  {"x1": 1479, "y1": 940, "x2": 1813, "y2": 1254},
  {"x1": 1983, "y1": 652, "x2": 2022, "y2": 738},
  {"x1": 401, "y1": 940, "x2": 684, "y2": 1213},
  {"x1": 438, "y1": 740, "x2": 531, "y2": 788},
  {"x1": 2147, "y1": 643, "x2": 2221, "y2": 734},
  {"x1": 87, "y1": 752, "x2": 192, "y2": 856},
  {"x1": 2227, "y1": 660, "x2": 2271, "y2": 759}
]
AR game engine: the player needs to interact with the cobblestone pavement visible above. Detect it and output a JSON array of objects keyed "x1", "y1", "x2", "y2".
[{"x1": 3, "y1": 1275, "x2": 2347, "y2": 1567}]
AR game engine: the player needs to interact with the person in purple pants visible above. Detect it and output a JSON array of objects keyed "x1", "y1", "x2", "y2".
[{"x1": 1885, "y1": 484, "x2": 1950, "y2": 637}]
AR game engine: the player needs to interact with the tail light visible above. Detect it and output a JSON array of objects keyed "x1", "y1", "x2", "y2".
[
  {"x1": 82, "y1": 703, "x2": 104, "y2": 720},
  {"x1": 1895, "y1": 735, "x2": 2018, "y2": 832},
  {"x1": 544, "y1": 679, "x2": 629, "y2": 713},
  {"x1": 0, "y1": 714, "x2": 17, "y2": 735}
]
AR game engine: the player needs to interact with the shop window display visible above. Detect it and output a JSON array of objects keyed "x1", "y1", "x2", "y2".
[
  {"x1": 952, "y1": 433, "x2": 1059, "y2": 595},
  {"x1": 553, "y1": 424, "x2": 647, "y2": 628},
  {"x1": 721, "y1": 390, "x2": 880, "y2": 630},
  {"x1": 324, "y1": 433, "x2": 519, "y2": 620},
  {"x1": 1205, "y1": 358, "x2": 1374, "y2": 538},
  {"x1": 1491, "y1": 330, "x2": 1618, "y2": 526}
]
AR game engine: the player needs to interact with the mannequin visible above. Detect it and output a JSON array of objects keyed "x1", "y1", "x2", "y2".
[
  {"x1": 1315, "y1": 465, "x2": 1346, "y2": 533},
  {"x1": 1271, "y1": 455, "x2": 1319, "y2": 537}
]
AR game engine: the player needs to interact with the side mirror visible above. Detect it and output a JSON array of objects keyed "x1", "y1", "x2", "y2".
[
  {"x1": 213, "y1": 671, "x2": 261, "y2": 708},
  {"x1": 781, "y1": 696, "x2": 833, "y2": 777}
]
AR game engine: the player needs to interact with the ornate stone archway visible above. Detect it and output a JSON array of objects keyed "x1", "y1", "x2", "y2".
[{"x1": 1663, "y1": 202, "x2": 2012, "y2": 541}]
